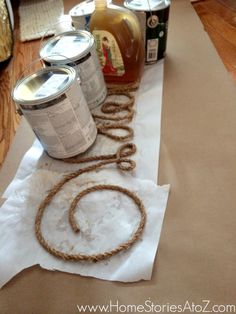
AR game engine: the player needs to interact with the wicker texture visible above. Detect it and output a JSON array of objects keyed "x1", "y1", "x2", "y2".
[{"x1": 19, "y1": 0, "x2": 64, "y2": 42}]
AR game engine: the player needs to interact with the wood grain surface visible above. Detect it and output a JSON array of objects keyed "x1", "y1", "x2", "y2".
[
  {"x1": 193, "y1": 0, "x2": 236, "y2": 80},
  {"x1": 0, "y1": 0, "x2": 236, "y2": 168},
  {"x1": 0, "y1": 2, "x2": 41, "y2": 168}
]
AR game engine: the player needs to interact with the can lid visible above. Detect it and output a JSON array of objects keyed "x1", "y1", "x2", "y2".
[
  {"x1": 69, "y1": 0, "x2": 95, "y2": 18},
  {"x1": 124, "y1": 0, "x2": 171, "y2": 11},
  {"x1": 12, "y1": 66, "x2": 76, "y2": 105},
  {"x1": 40, "y1": 30, "x2": 94, "y2": 64}
]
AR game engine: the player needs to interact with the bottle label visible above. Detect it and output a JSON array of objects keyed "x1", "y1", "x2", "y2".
[
  {"x1": 147, "y1": 38, "x2": 158, "y2": 62},
  {"x1": 93, "y1": 30, "x2": 125, "y2": 76}
]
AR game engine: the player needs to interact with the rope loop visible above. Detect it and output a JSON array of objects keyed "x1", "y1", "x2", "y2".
[
  {"x1": 116, "y1": 143, "x2": 136, "y2": 159},
  {"x1": 61, "y1": 143, "x2": 136, "y2": 172},
  {"x1": 97, "y1": 124, "x2": 134, "y2": 142},
  {"x1": 92, "y1": 90, "x2": 135, "y2": 122},
  {"x1": 116, "y1": 158, "x2": 136, "y2": 171}
]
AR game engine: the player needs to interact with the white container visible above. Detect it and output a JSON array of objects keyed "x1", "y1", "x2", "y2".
[
  {"x1": 40, "y1": 30, "x2": 107, "y2": 110},
  {"x1": 12, "y1": 66, "x2": 97, "y2": 159},
  {"x1": 69, "y1": 0, "x2": 95, "y2": 31}
]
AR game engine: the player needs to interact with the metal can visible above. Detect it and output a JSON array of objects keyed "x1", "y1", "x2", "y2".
[
  {"x1": 12, "y1": 66, "x2": 97, "y2": 159},
  {"x1": 40, "y1": 30, "x2": 107, "y2": 110},
  {"x1": 124, "y1": 0, "x2": 171, "y2": 64},
  {"x1": 69, "y1": 0, "x2": 95, "y2": 31}
]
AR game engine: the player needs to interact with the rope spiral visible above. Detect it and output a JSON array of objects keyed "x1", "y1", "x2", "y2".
[{"x1": 35, "y1": 183, "x2": 146, "y2": 262}]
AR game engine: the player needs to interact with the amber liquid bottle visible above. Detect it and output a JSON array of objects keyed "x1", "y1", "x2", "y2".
[{"x1": 89, "y1": 0, "x2": 144, "y2": 84}]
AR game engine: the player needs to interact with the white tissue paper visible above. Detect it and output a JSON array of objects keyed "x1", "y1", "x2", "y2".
[{"x1": 0, "y1": 169, "x2": 169, "y2": 287}]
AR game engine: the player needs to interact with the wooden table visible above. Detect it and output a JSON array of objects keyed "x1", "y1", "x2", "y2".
[
  {"x1": 193, "y1": 0, "x2": 236, "y2": 81},
  {"x1": 0, "y1": 0, "x2": 235, "y2": 312}
]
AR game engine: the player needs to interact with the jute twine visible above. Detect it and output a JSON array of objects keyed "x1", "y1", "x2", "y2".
[
  {"x1": 95, "y1": 90, "x2": 135, "y2": 142},
  {"x1": 35, "y1": 83, "x2": 147, "y2": 262}
]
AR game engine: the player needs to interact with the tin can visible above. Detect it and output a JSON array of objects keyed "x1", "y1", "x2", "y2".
[
  {"x1": 124, "y1": 0, "x2": 171, "y2": 64},
  {"x1": 40, "y1": 30, "x2": 107, "y2": 110},
  {"x1": 12, "y1": 66, "x2": 97, "y2": 159},
  {"x1": 69, "y1": 0, "x2": 95, "y2": 31}
]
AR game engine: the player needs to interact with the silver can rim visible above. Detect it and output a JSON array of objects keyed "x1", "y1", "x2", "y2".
[
  {"x1": 124, "y1": 0, "x2": 171, "y2": 11},
  {"x1": 12, "y1": 65, "x2": 77, "y2": 106},
  {"x1": 69, "y1": 0, "x2": 94, "y2": 18},
  {"x1": 40, "y1": 30, "x2": 95, "y2": 64}
]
